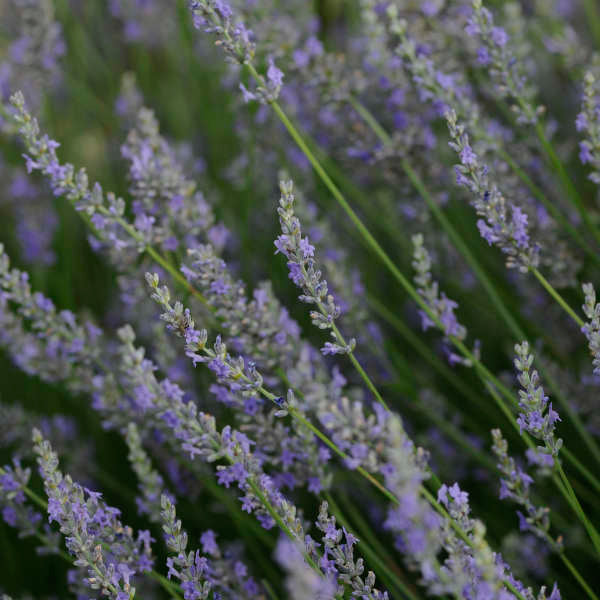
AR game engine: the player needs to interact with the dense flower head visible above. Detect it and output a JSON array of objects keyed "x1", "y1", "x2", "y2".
[
  {"x1": 189, "y1": 0, "x2": 255, "y2": 65},
  {"x1": 446, "y1": 110, "x2": 540, "y2": 272},
  {"x1": 275, "y1": 179, "x2": 355, "y2": 356},
  {"x1": 120, "y1": 107, "x2": 222, "y2": 253},
  {"x1": 32, "y1": 428, "x2": 154, "y2": 599},
  {"x1": 0, "y1": 243, "x2": 102, "y2": 384},
  {"x1": 160, "y1": 494, "x2": 212, "y2": 600},
  {"x1": 412, "y1": 233, "x2": 474, "y2": 367},
  {"x1": 465, "y1": 0, "x2": 541, "y2": 125},
  {"x1": 180, "y1": 243, "x2": 301, "y2": 369},
  {"x1": 581, "y1": 282, "x2": 600, "y2": 375},
  {"x1": 0, "y1": 0, "x2": 65, "y2": 112},
  {"x1": 577, "y1": 71, "x2": 600, "y2": 184},
  {"x1": 0, "y1": 458, "x2": 46, "y2": 541},
  {"x1": 514, "y1": 342, "x2": 562, "y2": 457},
  {"x1": 10, "y1": 92, "x2": 141, "y2": 255},
  {"x1": 315, "y1": 501, "x2": 389, "y2": 599},
  {"x1": 188, "y1": 0, "x2": 283, "y2": 103},
  {"x1": 491, "y1": 429, "x2": 553, "y2": 541}
]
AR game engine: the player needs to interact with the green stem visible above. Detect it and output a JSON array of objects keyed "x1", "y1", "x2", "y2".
[
  {"x1": 560, "y1": 552, "x2": 600, "y2": 600},
  {"x1": 261, "y1": 578, "x2": 281, "y2": 600},
  {"x1": 583, "y1": 0, "x2": 600, "y2": 49},
  {"x1": 331, "y1": 321, "x2": 388, "y2": 410},
  {"x1": 556, "y1": 460, "x2": 600, "y2": 557},
  {"x1": 402, "y1": 392, "x2": 499, "y2": 473},
  {"x1": 562, "y1": 447, "x2": 600, "y2": 494},
  {"x1": 531, "y1": 267, "x2": 585, "y2": 328}
]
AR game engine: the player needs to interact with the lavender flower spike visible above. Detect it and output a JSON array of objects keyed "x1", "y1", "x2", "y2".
[
  {"x1": 446, "y1": 110, "x2": 539, "y2": 272},
  {"x1": 491, "y1": 429, "x2": 554, "y2": 540},
  {"x1": 275, "y1": 180, "x2": 355, "y2": 356},
  {"x1": 316, "y1": 501, "x2": 389, "y2": 599},
  {"x1": 577, "y1": 71, "x2": 600, "y2": 184},
  {"x1": 160, "y1": 495, "x2": 212, "y2": 600},
  {"x1": 514, "y1": 342, "x2": 562, "y2": 457},
  {"x1": 188, "y1": 1, "x2": 283, "y2": 103},
  {"x1": 32, "y1": 428, "x2": 154, "y2": 599},
  {"x1": 10, "y1": 92, "x2": 142, "y2": 253},
  {"x1": 412, "y1": 234, "x2": 474, "y2": 367},
  {"x1": 581, "y1": 282, "x2": 600, "y2": 375},
  {"x1": 466, "y1": 0, "x2": 542, "y2": 125},
  {"x1": 125, "y1": 423, "x2": 170, "y2": 524}
]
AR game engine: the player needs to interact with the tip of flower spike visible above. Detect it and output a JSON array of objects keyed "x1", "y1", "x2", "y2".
[
  {"x1": 145, "y1": 272, "x2": 159, "y2": 288},
  {"x1": 31, "y1": 427, "x2": 43, "y2": 444},
  {"x1": 10, "y1": 90, "x2": 25, "y2": 108}
]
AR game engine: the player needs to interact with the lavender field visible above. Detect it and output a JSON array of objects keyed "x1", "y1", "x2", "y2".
[{"x1": 2, "y1": 1, "x2": 600, "y2": 598}]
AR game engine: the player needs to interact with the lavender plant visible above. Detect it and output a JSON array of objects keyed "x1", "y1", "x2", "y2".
[{"x1": 2, "y1": 1, "x2": 600, "y2": 599}]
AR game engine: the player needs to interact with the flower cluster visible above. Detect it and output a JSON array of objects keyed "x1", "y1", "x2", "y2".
[
  {"x1": 120, "y1": 107, "x2": 220, "y2": 252},
  {"x1": 465, "y1": 0, "x2": 541, "y2": 124},
  {"x1": 160, "y1": 494, "x2": 212, "y2": 600},
  {"x1": 188, "y1": 0, "x2": 283, "y2": 103},
  {"x1": 189, "y1": 0, "x2": 255, "y2": 65},
  {"x1": 0, "y1": 243, "x2": 102, "y2": 385},
  {"x1": 316, "y1": 501, "x2": 388, "y2": 599},
  {"x1": 32, "y1": 429, "x2": 154, "y2": 599},
  {"x1": 514, "y1": 342, "x2": 562, "y2": 457},
  {"x1": 447, "y1": 110, "x2": 539, "y2": 271},
  {"x1": 146, "y1": 271, "x2": 267, "y2": 398},
  {"x1": 0, "y1": 459, "x2": 44, "y2": 541},
  {"x1": 275, "y1": 179, "x2": 355, "y2": 356},
  {"x1": 492, "y1": 429, "x2": 553, "y2": 541},
  {"x1": 581, "y1": 282, "x2": 600, "y2": 375},
  {"x1": 125, "y1": 423, "x2": 171, "y2": 524},
  {"x1": 577, "y1": 71, "x2": 600, "y2": 184},
  {"x1": 180, "y1": 243, "x2": 301, "y2": 369},
  {"x1": 10, "y1": 92, "x2": 139, "y2": 253},
  {"x1": 412, "y1": 233, "x2": 472, "y2": 366}
]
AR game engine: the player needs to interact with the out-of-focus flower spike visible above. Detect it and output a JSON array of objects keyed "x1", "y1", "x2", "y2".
[
  {"x1": 125, "y1": 423, "x2": 172, "y2": 524},
  {"x1": 412, "y1": 234, "x2": 477, "y2": 367}
]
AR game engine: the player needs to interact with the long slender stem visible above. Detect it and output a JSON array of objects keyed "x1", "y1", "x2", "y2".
[
  {"x1": 583, "y1": 0, "x2": 600, "y2": 49},
  {"x1": 556, "y1": 460, "x2": 600, "y2": 556},
  {"x1": 560, "y1": 552, "x2": 600, "y2": 600},
  {"x1": 531, "y1": 267, "x2": 585, "y2": 328}
]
